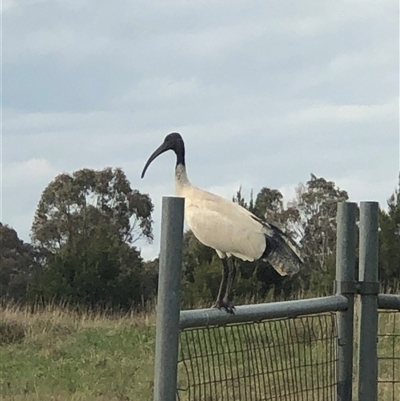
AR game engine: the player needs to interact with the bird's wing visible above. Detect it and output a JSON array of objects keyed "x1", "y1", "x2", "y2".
[
  {"x1": 183, "y1": 185, "x2": 303, "y2": 275},
  {"x1": 184, "y1": 189, "x2": 266, "y2": 261}
]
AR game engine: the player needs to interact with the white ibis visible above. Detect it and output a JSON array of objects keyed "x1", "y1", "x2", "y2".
[{"x1": 141, "y1": 133, "x2": 302, "y2": 313}]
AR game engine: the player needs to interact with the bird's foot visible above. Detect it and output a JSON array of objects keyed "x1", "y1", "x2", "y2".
[{"x1": 212, "y1": 299, "x2": 235, "y2": 314}]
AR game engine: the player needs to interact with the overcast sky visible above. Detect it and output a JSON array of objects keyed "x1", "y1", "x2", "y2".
[{"x1": 2, "y1": 0, "x2": 399, "y2": 260}]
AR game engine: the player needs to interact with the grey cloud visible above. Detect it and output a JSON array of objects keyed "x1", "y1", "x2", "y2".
[
  {"x1": 3, "y1": 0, "x2": 398, "y2": 259},
  {"x1": 5, "y1": 0, "x2": 397, "y2": 113}
]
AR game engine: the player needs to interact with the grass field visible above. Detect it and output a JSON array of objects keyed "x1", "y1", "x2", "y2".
[
  {"x1": 0, "y1": 303, "x2": 399, "y2": 401},
  {"x1": 0, "y1": 304, "x2": 156, "y2": 401}
]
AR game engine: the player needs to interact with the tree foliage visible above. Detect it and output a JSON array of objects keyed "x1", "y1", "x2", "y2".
[
  {"x1": 379, "y1": 174, "x2": 400, "y2": 291},
  {"x1": 30, "y1": 224, "x2": 147, "y2": 308},
  {"x1": 279, "y1": 174, "x2": 348, "y2": 293},
  {"x1": 28, "y1": 168, "x2": 155, "y2": 308},
  {"x1": 0, "y1": 224, "x2": 43, "y2": 302},
  {"x1": 32, "y1": 168, "x2": 153, "y2": 252}
]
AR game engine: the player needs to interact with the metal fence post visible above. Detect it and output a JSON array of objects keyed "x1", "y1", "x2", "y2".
[
  {"x1": 153, "y1": 196, "x2": 185, "y2": 401},
  {"x1": 336, "y1": 202, "x2": 357, "y2": 401},
  {"x1": 358, "y1": 201, "x2": 379, "y2": 401}
]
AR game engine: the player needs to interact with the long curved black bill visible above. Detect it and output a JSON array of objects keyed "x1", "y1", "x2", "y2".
[{"x1": 141, "y1": 142, "x2": 169, "y2": 178}]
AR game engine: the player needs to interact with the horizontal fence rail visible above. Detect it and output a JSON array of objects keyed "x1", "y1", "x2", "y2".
[
  {"x1": 179, "y1": 295, "x2": 348, "y2": 329},
  {"x1": 378, "y1": 295, "x2": 400, "y2": 311}
]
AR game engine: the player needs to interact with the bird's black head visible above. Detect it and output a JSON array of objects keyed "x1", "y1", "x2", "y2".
[
  {"x1": 163, "y1": 132, "x2": 184, "y2": 151},
  {"x1": 141, "y1": 132, "x2": 185, "y2": 179}
]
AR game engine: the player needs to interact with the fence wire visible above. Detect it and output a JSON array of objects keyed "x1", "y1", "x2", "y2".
[
  {"x1": 378, "y1": 310, "x2": 400, "y2": 401},
  {"x1": 177, "y1": 313, "x2": 338, "y2": 401}
]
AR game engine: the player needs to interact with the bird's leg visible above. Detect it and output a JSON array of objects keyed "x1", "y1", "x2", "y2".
[
  {"x1": 213, "y1": 258, "x2": 234, "y2": 313},
  {"x1": 223, "y1": 258, "x2": 236, "y2": 310},
  {"x1": 214, "y1": 258, "x2": 229, "y2": 306}
]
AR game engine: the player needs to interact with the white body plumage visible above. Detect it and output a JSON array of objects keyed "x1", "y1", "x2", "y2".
[
  {"x1": 176, "y1": 165, "x2": 266, "y2": 261},
  {"x1": 175, "y1": 164, "x2": 300, "y2": 276}
]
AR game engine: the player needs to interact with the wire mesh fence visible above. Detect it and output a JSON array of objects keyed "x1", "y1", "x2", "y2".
[
  {"x1": 377, "y1": 310, "x2": 400, "y2": 401},
  {"x1": 177, "y1": 313, "x2": 338, "y2": 401}
]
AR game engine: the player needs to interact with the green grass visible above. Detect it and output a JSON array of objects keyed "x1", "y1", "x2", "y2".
[
  {"x1": 0, "y1": 303, "x2": 398, "y2": 401},
  {"x1": 0, "y1": 304, "x2": 156, "y2": 401}
]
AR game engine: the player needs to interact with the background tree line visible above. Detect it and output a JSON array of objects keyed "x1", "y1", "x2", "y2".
[{"x1": 1, "y1": 168, "x2": 399, "y2": 310}]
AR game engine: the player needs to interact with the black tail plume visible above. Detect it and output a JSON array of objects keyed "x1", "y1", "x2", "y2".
[{"x1": 262, "y1": 223, "x2": 303, "y2": 276}]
